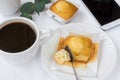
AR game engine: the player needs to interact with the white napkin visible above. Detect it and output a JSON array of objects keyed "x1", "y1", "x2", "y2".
[{"x1": 50, "y1": 32, "x2": 102, "y2": 80}]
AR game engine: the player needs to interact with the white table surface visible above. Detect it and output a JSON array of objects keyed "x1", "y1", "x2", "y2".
[{"x1": 0, "y1": 0, "x2": 120, "y2": 80}]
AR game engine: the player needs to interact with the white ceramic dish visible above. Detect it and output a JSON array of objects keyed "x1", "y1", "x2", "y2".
[{"x1": 41, "y1": 23, "x2": 117, "y2": 80}]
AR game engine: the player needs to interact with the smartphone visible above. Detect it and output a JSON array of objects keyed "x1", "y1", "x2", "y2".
[{"x1": 81, "y1": 0, "x2": 120, "y2": 30}]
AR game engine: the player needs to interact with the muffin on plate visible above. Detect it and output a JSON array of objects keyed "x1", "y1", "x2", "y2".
[{"x1": 53, "y1": 34, "x2": 98, "y2": 68}]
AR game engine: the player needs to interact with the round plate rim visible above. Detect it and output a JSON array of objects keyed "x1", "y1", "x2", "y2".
[{"x1": 41, "y1": 23, "x2": 117, "y2": 80}]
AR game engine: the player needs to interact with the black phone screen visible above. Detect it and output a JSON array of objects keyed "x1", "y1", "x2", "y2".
[{"x1": 82, "y1": 0, "x2": 120, "y2": 25}]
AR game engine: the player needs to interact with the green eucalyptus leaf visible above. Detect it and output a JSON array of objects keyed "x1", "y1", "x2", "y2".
[
  {"x1": 20, "y1": 2, "x2": 34, "y2": 14},
  {"x1": 45, "y1": 0, "x2": 51, "y2": 4},
  {"x1": 34, "y1": 0, "x2": 46, "y2": 14},
  {"x1": 20, "y1": 13, "x2": 32, "y2": 20}
]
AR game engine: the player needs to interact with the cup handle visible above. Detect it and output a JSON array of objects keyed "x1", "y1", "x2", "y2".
[{"x1": 39, "y1": 29, "x2": 53, "y2": 43}]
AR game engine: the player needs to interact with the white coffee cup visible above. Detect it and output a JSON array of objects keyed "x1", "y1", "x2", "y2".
[
  {"x1": 0, "y1": 0, "x2": 21, "y2": 15},
  {"x1": 0, "y1": 17, "x2": 52, "y2": 64}
]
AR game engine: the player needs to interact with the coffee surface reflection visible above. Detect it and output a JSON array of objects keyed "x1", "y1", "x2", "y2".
[{"x1": 0, "y1": 22, "x2": 36, "y2": 53}]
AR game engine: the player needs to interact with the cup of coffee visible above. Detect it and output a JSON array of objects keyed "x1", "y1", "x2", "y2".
[
  {"x1": 0, "y1": 0, "x2": 21, "y2": 15},
  {"x1": 0, "y1": 17, "x2": 52, "y2": 64}
]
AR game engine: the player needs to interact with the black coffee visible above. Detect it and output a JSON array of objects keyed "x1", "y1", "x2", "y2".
[{"x1": 0, "y1": 22, "x2": 36, "y2": 53}]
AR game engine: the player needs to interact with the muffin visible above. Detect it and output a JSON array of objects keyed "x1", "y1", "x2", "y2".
[
  {"x1": 53, "y1": 35, "x2": 98, "y2": 68},
  {"x1": 50, "y1": 0, "x2": 78, "y2": 20},
  {"x1": 53, "y1": 49, "x2": 71, "y2": 64},
  {"x1": 63, "y1": 35, "x2": 93, "y2": 62}
]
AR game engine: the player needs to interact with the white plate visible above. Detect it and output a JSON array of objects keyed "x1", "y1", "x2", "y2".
[{"x1": 41, "y1": 23, "x2": 117, "y2": 80}]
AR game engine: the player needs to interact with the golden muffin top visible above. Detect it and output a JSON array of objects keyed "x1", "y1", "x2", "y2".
[
  {"x1": 64, "y1": 35, "x2": 93, "y2": 55},
  {"x1": 62, "y1": 35, "x2": 93, "y2": 62},
  {"x1": 50, "y1": 0, "x2": 78, "y2": 20}
]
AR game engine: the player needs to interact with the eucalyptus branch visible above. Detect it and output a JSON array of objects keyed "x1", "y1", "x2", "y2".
[{"x1": 20, "y1": 0, "x2": 51, "y2": 20}]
